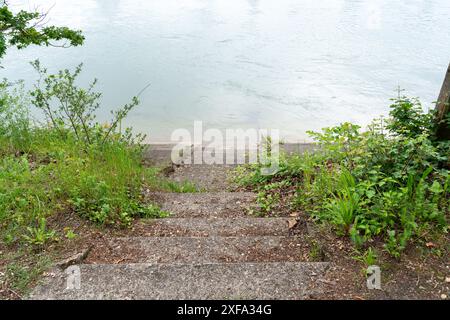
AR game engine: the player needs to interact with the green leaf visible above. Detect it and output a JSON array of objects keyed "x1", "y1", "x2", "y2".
[{"x1": 429, "y1": 181, "x2": 443, "y2": 194}]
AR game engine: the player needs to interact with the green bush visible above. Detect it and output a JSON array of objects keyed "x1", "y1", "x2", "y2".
[
  {"x1": 30, "y1": 60, "x2": 145, "y2": 149},
  {"x1": 0, "y1": 64, "x2": 168, "y2": 246},
  {"x1": 235, "y1": 93, "x2": 449, "y2": 257},
  {"x1": 0, "y1": 80, "x2": 31, "y2": 150}
]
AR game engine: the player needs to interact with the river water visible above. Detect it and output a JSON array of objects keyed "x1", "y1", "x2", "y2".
[{"x1": 2, "y1": 0, "x2": 450, "y2": 142}]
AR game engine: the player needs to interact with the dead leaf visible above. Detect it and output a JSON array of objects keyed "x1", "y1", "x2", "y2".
[
  {"x1": 288, "y1": 218, "x2": 298, "y2": 230},
  {"x1": 425, "y1": 242, "x2": 436, "y2": 248}
]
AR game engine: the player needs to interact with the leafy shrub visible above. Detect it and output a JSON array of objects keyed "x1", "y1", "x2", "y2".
[
  {"x1": 0, "y1": 80, "x2": 31, "y2": 150},
  {"x1": 0, "y1": 65, "x2": 168, "y2": 246},
  {"x1": 30, "y1": 60, "x2": 145, "y2": 149},
  {"x1": 235, "y1": 93, "x2": 449, "y2": 257}
]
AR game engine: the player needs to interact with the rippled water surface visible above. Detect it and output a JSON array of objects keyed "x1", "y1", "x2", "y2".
[{"x1": 2, "y1": 0, "x2": 450, "y2": 142}]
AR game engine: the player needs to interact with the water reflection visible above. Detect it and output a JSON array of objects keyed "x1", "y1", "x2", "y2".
[{"x1": 1, "y1": 0, "x2": 449, "y2": 142}]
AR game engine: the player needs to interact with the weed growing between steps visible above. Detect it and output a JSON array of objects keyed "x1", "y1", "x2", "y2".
[
  {"x1": 0, "y1": 65, "x2": 172, "y2": 297},
  {"x1": 159, "y1": 179, "x2": 200, "y2": 193},
  {"x1": 234, "y1": 93, "x2": 449, "y2": 259}
]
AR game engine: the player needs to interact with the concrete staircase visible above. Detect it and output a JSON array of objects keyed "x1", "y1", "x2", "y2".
[{"x1": 29, "y1": 158, "x2": 329, "y2": 299}]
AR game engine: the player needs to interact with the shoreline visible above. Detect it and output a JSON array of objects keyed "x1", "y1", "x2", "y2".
[{"x1": 143, "y1": 142, "x2": 317, "y2": 164}]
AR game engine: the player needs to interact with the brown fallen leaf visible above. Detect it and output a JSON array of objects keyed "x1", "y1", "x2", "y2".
[
  {"x1": 288, "y1": 218, "x2": 298, "y2": 230},
  {"x1": 425, "y1": 242, "x2": 436, "y2": 248}
]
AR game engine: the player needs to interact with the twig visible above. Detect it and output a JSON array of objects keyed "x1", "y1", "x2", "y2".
[
  {"x1": 7, "y1": 287, "x2": 21, "y2": 299},
  {"x1": 136, "y1": 82, "x2": 152, "y2": 98}
]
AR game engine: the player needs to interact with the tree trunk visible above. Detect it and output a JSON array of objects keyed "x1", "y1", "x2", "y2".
[{"x1": 435, "y1": 62, "x2": 450, "y2": 140}]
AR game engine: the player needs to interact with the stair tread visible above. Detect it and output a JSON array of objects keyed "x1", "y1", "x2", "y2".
[
  {"x1": 29, "y1": 262, "x2": 329, "y2": 300},
  {"x1": 86, "y1": 236, "x2": 312, "y2": 264},
  {"x1": 132, "y1": 216, "x2": 294, "y2": 237},
  {"x1": 146, "y1": 192, "x2": 257, "y2": 218}
]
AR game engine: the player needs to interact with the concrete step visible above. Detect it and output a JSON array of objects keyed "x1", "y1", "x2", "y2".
[
  {"x1": 147, "y1": 192, "x2": 257, "y2": 218},
  {"x1": 29, "y1": 262, "x2": 329, "y2": 300},
  {"x1": 143, "y1": 143, "x2": 317, "y2": 165},
  {"x1": 167, "y1": 164, "x2": 236, "y2": 191},
  {"x1": 86, "y1": 236, "x2": 312, "y2": 264},
  {"x1": 132, "y1": 217, "x2": 294, "y2": 237}
]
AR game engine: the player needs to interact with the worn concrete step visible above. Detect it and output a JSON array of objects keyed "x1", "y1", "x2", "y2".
[
  {"x1": 29, "y1": 262, "x2": 329, "y2": 300},
  {"x1": 131, "y1": 217, "x2": 294, "y2": 237},
  {"x1": 86, "y1": 236, "x2": 312, "y2": 264},
  {"x1": 147, "y1": 192, "x2": 257, "y2": 218},
  {"x1": 167, "y1": 164, "x2": 236, "y2": 191}
]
